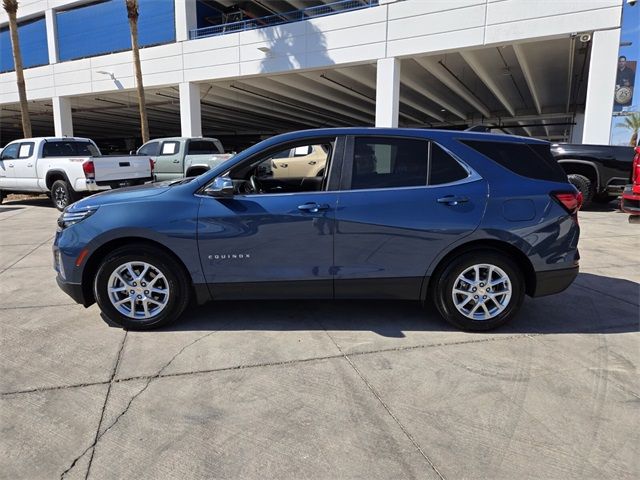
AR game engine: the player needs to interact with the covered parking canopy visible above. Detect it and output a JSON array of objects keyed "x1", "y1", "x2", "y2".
[{"x1": 0, "y1": 34, "x2": 590, "y2": 150}]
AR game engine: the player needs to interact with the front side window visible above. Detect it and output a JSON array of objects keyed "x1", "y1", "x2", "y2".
[
  {"x1": 222, "y1": 138, "x2": 335, "y2": 195},
  {"x1": 138, "y1": 141, "x2": 160, "y2": 156},
  {"x1": 351, "y1": 137, "x2": 428, "y2": 190},
  {"x1": 1, "y1": 143, "x2": 20, "y2": 160}
]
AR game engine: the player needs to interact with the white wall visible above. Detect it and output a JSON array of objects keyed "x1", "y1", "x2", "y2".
[{"x1": 0, "y1": 0, "x2": 624, "y2": 105}]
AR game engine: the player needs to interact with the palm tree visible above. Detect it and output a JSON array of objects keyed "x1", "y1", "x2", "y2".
[
  {"x1": 125, "y1": 0, "x2": 149, "y2": 143},
  {"x1": 2, "y1": 0, "x2": 32, "y2": 138},
  {"x1": 616, "y1": 113, "x2": 640, "y2": 147}
]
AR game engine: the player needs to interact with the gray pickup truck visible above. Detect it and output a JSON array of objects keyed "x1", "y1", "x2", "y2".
[{"x1": 136, "y1": 137, "x2": 234, "y2": 182}]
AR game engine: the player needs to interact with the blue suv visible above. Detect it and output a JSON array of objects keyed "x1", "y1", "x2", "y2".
[{"x1": 53, "y1": 128, "x2": 581, "y2": 331}]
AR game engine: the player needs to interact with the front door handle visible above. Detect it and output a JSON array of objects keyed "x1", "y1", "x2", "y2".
[
  {"x1": 437, "y1": 195, "x2": 469, "y2": 206},
  {"x1": 308, "y1": 160, "x2": 317, "y2": 165},
  {"x1": 298, "y1": 202, "x2": 330, "y2": 213},
  {"x1": 172, "y1": 159, "x2": 180, "y2": 163},
  {"x1": 27, "y1": 163, "x2": 33, "y2": 167}
]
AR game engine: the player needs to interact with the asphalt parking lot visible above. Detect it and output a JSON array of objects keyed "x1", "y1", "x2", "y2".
[{"x1": 0, "y1": 197, "x2": 638, "y2": 480}]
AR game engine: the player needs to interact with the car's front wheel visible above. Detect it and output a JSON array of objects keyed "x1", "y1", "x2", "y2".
[
  {"x1": 93, "y1": 245, "x2": 190, "y2": 329},
  {"x1": 433, "y1": 251, "x2": 525, "y2": 331}
]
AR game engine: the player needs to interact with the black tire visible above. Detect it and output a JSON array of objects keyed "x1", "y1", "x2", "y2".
[
  {"x1": 432, "y1": 251, "x2": 525, "y2": 331},
  {"x1": 93, "y1": 245, "x2": 191, "y2": 330},
  {"x1": 567, "y1": 174, "x2": 594, "y2": 206},
  {"x1": 50, "y1": 179, "x2": 79, "y2": 211}
]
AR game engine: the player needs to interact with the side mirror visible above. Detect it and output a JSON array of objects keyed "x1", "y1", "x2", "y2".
[
  {"x1": 204, "y1": 177, "x2": 234, "y2": 197},
  {"x1": 129, "y1": 150, "x2": 136, "y2": 155}
]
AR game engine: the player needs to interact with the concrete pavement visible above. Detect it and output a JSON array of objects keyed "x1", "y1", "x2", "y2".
[{"x1": 1, "y1": 197, "x2": 638, "y2": 479}]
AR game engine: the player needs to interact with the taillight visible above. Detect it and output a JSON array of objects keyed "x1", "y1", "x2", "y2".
[
  {"x1": 82, "y1": 160, "x2": 95, "y2": 179},
  {"x1": 553, "y1": 191, "x2": 582, "y2": 215},
  {"x1": 149, "y1": 158, "x2": 155, "y2": 174},
  {"x1": 632, "y1": 147, "x2": 640, "y2": 184}
]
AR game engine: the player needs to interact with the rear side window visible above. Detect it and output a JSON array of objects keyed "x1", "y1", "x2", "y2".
[
  {"x1": 430, "y1": 143, "x2": 468, "y2": 185},
  {"x1": 187, "y1": 141, "x2": 218, "y2": 155},
  {"x1": 462, "y1": 140, "x2": 567, "y2": 182},
  {"x1": 351, "y1": 137, "x2": 428, "y2": 190}
]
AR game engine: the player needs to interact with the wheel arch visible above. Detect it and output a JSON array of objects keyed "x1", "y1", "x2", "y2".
[
  {"x1": 81, "y1": 236, "x2": 198, "y2": 307},
  {"x1": 423, "y1": 239, "x2": 537, "y2": 301},
  {"x1": 45, "y1": 170, "x2": 71, "y2": 190},
  {"x1": 557, "y1": 160, "x2": 600, "y2": 190}
]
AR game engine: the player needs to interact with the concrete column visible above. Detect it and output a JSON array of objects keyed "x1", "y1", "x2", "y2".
[
  {"x1": 375, "y1": 58, "x2": 401, "y2": 128},
  {"x1": 582, "y1": 29, "x2": 620, "y2": 144},
  {"x1": 179, "y1": 82, "x2": 202, "y2": 137},
  {"x1": 52, "y1": 96, "x2": 73, "y2": 137},
  {"x1": 175, "y1": 0, "x2": 198, "y2": 42},
  {"x1": 570, "y1": 112, "x2": 585, "y2": 144},
  {"x1": 45, "y1": 9, "x2": 58, "y2": 63}
]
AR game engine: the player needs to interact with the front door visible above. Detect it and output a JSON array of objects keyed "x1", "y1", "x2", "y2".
[
  {"x1": 197, "y1": 136, "x2": 342, "y2": 299},
  {"x1": 334, "y1": 136, "x2": 488, "y2": 299},
  {"x1": 0, "y1": 143, "x2": 19, "y2": 190}
]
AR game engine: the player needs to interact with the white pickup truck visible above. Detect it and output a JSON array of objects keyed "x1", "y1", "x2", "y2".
[{"x1": 0, "y1": 137, "x2": 153, "y2": 210}]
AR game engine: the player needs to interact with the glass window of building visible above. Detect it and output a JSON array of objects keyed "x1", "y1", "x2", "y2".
[
  {"x1": 56, "y1": 0, "x2": 176, "y2": 62},
  {"x1": 0, "y1": 16, "x2": 49, "y2": 73}
]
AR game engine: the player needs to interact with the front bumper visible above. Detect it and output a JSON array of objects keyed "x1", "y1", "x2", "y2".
[
  {"x1": 56, "y1": 275, "x2": 87, "y2": 305},
  {"x1": 532, "y1": 266, "x2": 579, "y2": 297}
]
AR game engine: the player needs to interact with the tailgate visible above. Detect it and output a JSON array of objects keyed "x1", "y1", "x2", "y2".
[{"x1": 93, "y1": 156, "x2": 152, "y2": 183}]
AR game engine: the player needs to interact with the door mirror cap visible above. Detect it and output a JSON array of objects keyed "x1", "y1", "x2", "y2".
[{"x1": 204, "y1": 177, "x2": 234, "y2": 197}]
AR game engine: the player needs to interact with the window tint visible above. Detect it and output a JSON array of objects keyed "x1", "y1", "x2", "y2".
[
  {"x1": 429, "y1": 143, "x2": 468, "y2": 185},
  {"x1": 256, "y1": 143, "x2": 331, "y2": 182},
  {"x1": 351, "y1": 137, "x2": 428, "y2": 190},
  {"x1": 160, "y1": 141, "x2": 179, "y2": 155},
  {"x1": 462, "y1": 140, "x2": 567, "y2": 182},
  {"x1": 1, "y1": 143, "x2": 19, "y2": 160},
  {"x1": 187, "y1": 141, "x2": 218, "y2": 155},
  {"x1": 138, "y1": 141, "x2": 160, "y2": 156},
  {"x1": 42, "y1": 141, "x2": 99, "y2": 157}
]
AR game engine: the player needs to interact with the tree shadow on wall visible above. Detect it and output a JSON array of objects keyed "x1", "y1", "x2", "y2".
[{"x1": 258, "y1": 17, "x2": 334, "y2": 74}]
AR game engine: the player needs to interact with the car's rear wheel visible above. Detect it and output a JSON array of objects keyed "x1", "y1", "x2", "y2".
[
  {"x1": 433, "y1": 251, "x2": 525, "y2": 331},
  {"x1": 51, "y1": 179, "x2": 79, "y2": 211},
  {"x1": 94, "y1": 245, "x2": 190, "y2": 329}
]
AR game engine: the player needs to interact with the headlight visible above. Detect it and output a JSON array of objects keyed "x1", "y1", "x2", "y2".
[{"x1": 57, "y1": 206, "x2": 99, "y2": 229}]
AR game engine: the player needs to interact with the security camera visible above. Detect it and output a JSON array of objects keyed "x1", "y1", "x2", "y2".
[{"x1": 579, "y1": 33, "x2": 591, "y2": 43}]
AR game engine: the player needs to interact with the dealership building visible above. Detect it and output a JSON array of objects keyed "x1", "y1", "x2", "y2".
[{"x1": 0, "y1": 0, "x2": 636, "y2": 151}]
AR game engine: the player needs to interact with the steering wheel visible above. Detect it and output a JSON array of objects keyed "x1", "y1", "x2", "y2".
[{"x1": 249, "y1": 174, "x2": 260, "y2": 194}]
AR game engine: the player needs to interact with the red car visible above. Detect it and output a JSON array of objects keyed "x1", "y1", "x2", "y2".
[{"x1": 621, "y1": 146, "x2": 640, "y2": 223}]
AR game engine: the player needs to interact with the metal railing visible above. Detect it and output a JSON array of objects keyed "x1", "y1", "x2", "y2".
[{"x1": 189, "y1": 0, "x2": 379, "y2": 40}]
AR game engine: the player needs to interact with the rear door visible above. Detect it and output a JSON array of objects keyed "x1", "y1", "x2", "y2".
[
  {"x1": 333, "y1": 135, "x2": 488, "y2": 299},
  {"x1": 155, "y1": 140, "x2": 183, "y2": 181}
]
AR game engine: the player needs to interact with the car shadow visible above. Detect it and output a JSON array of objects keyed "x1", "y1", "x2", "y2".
[
  {"x1": 2, "y1": 196, "x2": 51, "y2": 208},
  {"x1": 109, "y1": 272, "x2": 638, "y2": 337}
]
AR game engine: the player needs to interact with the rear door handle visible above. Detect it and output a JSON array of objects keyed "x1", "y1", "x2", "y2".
[
  {"x1": 172, "y1": 159, "x2": 180, "y2": 163},
  {"x1": 437, "y1": 195, "x2": 469, "y2": 206},
  {"x1": 298, "y1": 202, "x2": 330, "y2": 213}
]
